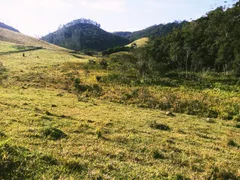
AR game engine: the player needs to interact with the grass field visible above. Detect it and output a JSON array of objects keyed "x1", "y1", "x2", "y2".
[
  {"x1": 0, "y1": 28, "x2": 66, "y2": 51},
  {"x1": 0, "y1": 40, "x2": 240, "y2": 179},
  {"x1": 126, "y1": 37, "x2": 149, "y2": 48}
]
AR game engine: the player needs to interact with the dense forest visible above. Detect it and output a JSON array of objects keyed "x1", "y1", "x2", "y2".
[
  {"x1": 137, "y1": 2, "x2": 240, "y2": 77},
  {"x1": 42, "y1": 19, "x2": 129, "y2": 51},
  {"x1": 0, "y1": 22, "x2": 19, "y2": 32},
  {"x1": 114, "y1": 21, "x2": 186, "y2": 41}
]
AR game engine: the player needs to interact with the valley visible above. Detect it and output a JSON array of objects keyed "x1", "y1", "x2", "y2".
[{"x1": 0, "y1": 1, "x2": 240, "y2": 179}]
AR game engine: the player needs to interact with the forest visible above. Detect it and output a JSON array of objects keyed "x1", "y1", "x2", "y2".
[{"x1": 139, "y1": 2, "x2": 240, "y2": 76}]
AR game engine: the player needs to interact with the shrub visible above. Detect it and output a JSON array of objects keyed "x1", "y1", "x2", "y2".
[
  {"x1": 207, "y1": 165, "x2": 239, "y2": 180},
  {"x1": 0, "y1": 131, "x2": 6, "y2": 137},
  {"x1": 99, "y1": 60, "x2": 108, "y2": 69},
  {"x1": 42, "y1": 128, "x2": 67, "y2": 140},
  {"x1": 0, "y1": 61, "x2": 7, "y2": 85},
  {"x1": 152, "y1": 150, "x2": 165, "y2": 159},
  {"x1": 235, "y1": 124, "x2": 240, "y2": 128},
  {"x1": 96, "y1": 76, "x2": 101, "y2": 82},
  {"x1": 227, "y1": 139, "x2": 238, "y2": 147},
  {"x1": 149, "y1": 120, "x2": 170, "y2": 131}
]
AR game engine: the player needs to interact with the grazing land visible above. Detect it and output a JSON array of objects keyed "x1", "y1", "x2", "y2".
[{"x1": 0, "y1": 41, "x2": 239, "y2": 179}]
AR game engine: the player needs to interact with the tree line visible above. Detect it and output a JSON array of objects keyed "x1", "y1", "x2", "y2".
[{"x1": 140, "y1": 2, "x2": 240, "y2": 76}]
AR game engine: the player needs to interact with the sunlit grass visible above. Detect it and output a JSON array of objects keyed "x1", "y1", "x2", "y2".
[
  {"x1": 0, "y1": 41, "x2": 239, "y2": 179},
  {"x1": 126, "y1": 37, "x2": 149, "y2": 47},
  {"x1": 0, "y1": 27, "x2": 66, "y2": 51},
  {"x1": 0, "y1": 87, "x2": 239, "y2": 179}
]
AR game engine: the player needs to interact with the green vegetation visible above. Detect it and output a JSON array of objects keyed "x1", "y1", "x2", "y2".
[
  {"x1": 143, "y1": 3, "x2": 240, "y2": 76},
  {"x1": 102, "y1": 46, "x2": 133, "y2": 56},
  {"x1": 0, "y1": 2, "x2": 240, "y2": 179},
  {"x1": 114, "y1": 21, "x2": 186, "y2": 41},
  {"x1": 0, "y1": 27, "x2": 66, "y2": 51},
  {"x1": 42, "y1": 20, "x2": 130, "y2": 51},
  {"x1": 126, "y1": 37, "x2": 149, "y2": 48}
]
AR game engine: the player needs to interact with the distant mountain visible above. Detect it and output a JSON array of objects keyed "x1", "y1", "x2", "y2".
[
  {"x1": 42, "y1": 19, "x2": 130, "y2": 51},
  {"x1": 113, "y1": 21, "x2": 187, "y2": 41},
  {"x1": 113, "y1": 31, "x2": 132, "y2": 38},
  {"x1": 0, "y1": 22, "x2": 19, "y2": 32}
]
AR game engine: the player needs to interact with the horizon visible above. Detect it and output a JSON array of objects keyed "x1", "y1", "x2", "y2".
[{"x1": 0, "y1": 0, "x2": 236, "y2": 37}]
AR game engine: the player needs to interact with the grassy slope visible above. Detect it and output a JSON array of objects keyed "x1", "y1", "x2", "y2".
[
  {"x1": 0, "y1": 87, "x2": 239, "y2": 179},
  {"x1": 0, "y1": 28, "x2": 66, "y2": 51},
  {"x1": 126, "y1": 37, "x2": 149, "y2": 47},
  {"x1": 0, "y1": 41, "x2": 21, "y2": 53},
  {"x1": 0, "y1": 42, "x2": 239, "y2": 179}
]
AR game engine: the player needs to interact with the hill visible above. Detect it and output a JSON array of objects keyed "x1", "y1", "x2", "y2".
[
  {"x1": 126, "y1": 37, "x2": 149, "y2": 48},
  {"x1": 113, "y1": 21, "x2": 186, "y2": 41},
  {"x1": 0, "y1": 27, "x2": 66, "y2": 51},
  {"x1": 0, "y1": 31, "x2": 239, "y2": 179},
  {"x1": 42, "y1": 19, "x2": 130, "y2": 51},
  {"x1": 0, "y1": 22, "x2": 19, "y2": 32},
  {"x1": 0, "y1": 3, "x2": 240, "y2": 180},
  {"x1": 143, "y1": 2, "x2": 240, "y2": 76}
]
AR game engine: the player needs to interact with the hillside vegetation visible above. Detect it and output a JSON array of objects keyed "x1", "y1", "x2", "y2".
[
  {"x1": 0, "y1": 2, "x2": 240, "y2": 179},
  {"x1": 0, "y1": 28, "x2": 66, "y2": 51},
  {"x1": 142, "y1": 3, "x2": 240, "y2": 76},
  {"x1": 114, "y1": 21, "x2": 186, "y2": 41},
  {"x1": 0, "y1": 43, "x2": 239, "y2": 179},
  {"x1": 42, "y1": 19, "x2": 129, "y2": 51},
  {"x1": 126, "y1": 37, "x2": 149, "y2": 48}
]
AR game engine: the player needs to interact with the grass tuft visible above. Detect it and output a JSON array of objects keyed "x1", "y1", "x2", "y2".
[
  {"x1": 42, "y1": 127, "x2": 67, "y2": 140},
  {"x1": 227, "y1": 139, "x2": 238, "y2": 147},
  {"x1": 152, "y1": 150, "x2": 165, "y2": 159},
  {"x1": 149, "y1": 120, "x2": 171, "y2": 131}
]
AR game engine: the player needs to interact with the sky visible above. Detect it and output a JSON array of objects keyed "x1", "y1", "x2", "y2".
[{"x1": 0, "y1": 0, "x2": 235, "y2": 37}]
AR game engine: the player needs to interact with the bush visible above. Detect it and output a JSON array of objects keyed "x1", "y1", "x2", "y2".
[
  {"x1": 102, "y1": 46, "x2": 133, "y2": 56},
  {"x1": 99, "y1": 60, "x2": 108, "y2": 69},
  {"x1": 152, "y1": 150, "x2": 164, "y2": 159},
  {"x1": 0, "y1": 61, "x2": 7, "y2": 85},
  {"x1": 42, "y1": 128, "x2": 67, "y2": 140},
  {"x1": 227, "y1": 139, "x2": 238, "y2": 147},
  {"x1": 149, "y1": 120, "x2": 170, "y2": 131},
  {"x1": 0, "y1": 142, "x2": 57, "y2": 179}
]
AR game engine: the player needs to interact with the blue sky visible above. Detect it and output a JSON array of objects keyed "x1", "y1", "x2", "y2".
[{"x1": 0, "y1": 0, "x2": 235, "y2": 37}]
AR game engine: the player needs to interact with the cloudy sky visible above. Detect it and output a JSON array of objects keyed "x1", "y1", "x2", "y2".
[{"x1": 0, "y1": 0, "x2": 234, "y2": 37}]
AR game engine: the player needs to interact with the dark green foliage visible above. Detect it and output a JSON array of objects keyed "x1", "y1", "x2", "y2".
[
  {"x1": 227, "y1": 139, "x2": 238, "y2": 147},
  {"x1": 152, "y1": 150, "x2": 165, "y2": 159},
  {"x1": 0, "y1": 61, "x2": 6, "y2": 72},
  {"x1": 99, "y1": 60, "x2": 108, "y2": 69},
  {"x1": 42, "y1": 22, "x2": 129, "y2": 51},
  {"x1": 42, "y1": 128, "x2": 67, "y2": 140},
  {"x1": 0, "y1": 22, "x2": 19, "y2": 32},
  {"x1": 96, "y1": 76, "x2": 101, "y2": 82},
  {"x1": 0, "y1": 61, "x2": 7, "y2": 85},
  {"x1": 175, "y1": 174, "x2": 190, "y2": 180},
  {"x1": 74, "y1": 78, "x2": 81, "y2": 93},
  {"x1": 102, "y1": 46, "x2": 133, "y2": 56},
  {"x1": 114, "y1": 21, "x2": 186, "y2": 41},
  {"x1": 82, "y1": 49, "x2": 95, "y2": 56},
  {"x1": 208, "y1": 165, "x2": 239, "y2": 180},
  {"x1": 235, "y1": 124, "x2": 240, "y2": 128},
  {"x1": 65, "y1": 160, "x2": 86, "y2": 173},
  {"x1": 149, "y1": 120, "x2": 170, "y2": 131},
  {"x1": 113, "y1": 31, "x2": 132, "y2": 38},
  {"x1": 74, "y1": 77, "x2": 103, "y2": 96},
  {"x1": 0, "y1": 142, "x2": 57, "y2": 179},
  {"x1": 0, "y1": 131, "x2": 6, "y2": 137},
  {"x1": 143, "y1": 3, "x2": 240, "y2": 76}
]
